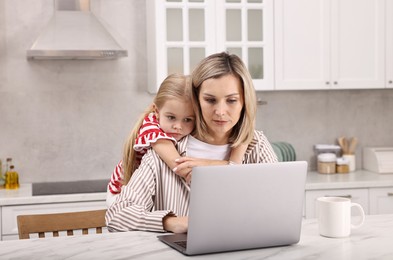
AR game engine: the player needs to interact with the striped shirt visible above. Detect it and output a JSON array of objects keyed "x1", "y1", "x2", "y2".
[
  {"x1": 105, "y1": 130, "x2": 278, "y2": 232},
  {"x1": 107, "y1": 112, "x2": 176, "y2": 195}
]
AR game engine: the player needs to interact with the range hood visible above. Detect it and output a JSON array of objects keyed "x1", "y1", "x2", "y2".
[{"x1": 27, "y1": 0, "x2": 128, "y2": 60}]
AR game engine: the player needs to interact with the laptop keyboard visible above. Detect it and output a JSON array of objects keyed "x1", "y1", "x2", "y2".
[{"x1": 174, "y1": 240, "x2": 187, "y2": 249}]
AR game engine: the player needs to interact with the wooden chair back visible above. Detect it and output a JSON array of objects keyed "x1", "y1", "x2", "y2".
[{"x1": 17, "y1": 209, "x2": 107, "y2": 239}]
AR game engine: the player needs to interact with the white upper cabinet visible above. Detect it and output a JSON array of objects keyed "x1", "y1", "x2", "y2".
[
  {"x1": 215, "y1": 0, "x2": 274, "y2": 90},
  {"x1": 387, "y1": 0, "x2": 393, "y2": 89},
  {"x1": 146, "y1": 0, "x2": 215, "y2": 93},
  {"x1": 146, "y1": 0, "x2": 274, "y2": 93},
  {"x1": 274, "y1": 0, "x2": 386, "y2": 90}
]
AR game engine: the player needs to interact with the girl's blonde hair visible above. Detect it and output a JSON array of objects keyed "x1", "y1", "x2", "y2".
[
  {"x1": 190, "y1": 52, "x2": 257, "y2": 147},
  {"x1": 122, "y1": 73, "x2": 191, "y2": 184}
]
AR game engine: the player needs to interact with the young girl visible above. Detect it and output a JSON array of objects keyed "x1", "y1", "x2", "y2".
[{"x1": 106, "y1": 73, "x2": 247, "y2": 207}]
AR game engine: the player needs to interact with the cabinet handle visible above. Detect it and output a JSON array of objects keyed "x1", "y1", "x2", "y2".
[
  {"x1": 326, "y1": 82, "x2": 330, "y2": 85},
  {"x1": 389, "y1": 80, "x2": 393, "y2": 84},
  {"x1": 333, "y1": 81, "x2": 338, "y2": 85},
  {"x1": 325, "y1": 195, "x2": 352, "y2": 199},
  {"x1": 388, "y1": 193, "x2": 393, "y2": 196}
]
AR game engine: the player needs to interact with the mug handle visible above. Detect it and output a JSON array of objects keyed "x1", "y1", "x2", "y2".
[{"x1": 350, "y1": 203, "x2": 365, "y2": 229}]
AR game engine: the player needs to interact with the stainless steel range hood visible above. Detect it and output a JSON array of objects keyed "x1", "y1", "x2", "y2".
[{"x1": 27, "y1": 0, "x2": 128, "y2": 60}]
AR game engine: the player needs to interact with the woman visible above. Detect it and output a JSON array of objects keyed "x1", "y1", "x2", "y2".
[
  {"x1": 105, "y1": 52, "x2": 277, "y2": 234},
  {"x1": 107, "y1": 73, "x2": 249, "y2": 207}
]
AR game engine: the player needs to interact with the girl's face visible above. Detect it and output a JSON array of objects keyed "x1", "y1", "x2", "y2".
[
  {"x1": 198, "y1": 74, "x2": 244, "y2": 144},
  {"x1": 155, "y1": 98, "x2": 195, "y2": 141}
]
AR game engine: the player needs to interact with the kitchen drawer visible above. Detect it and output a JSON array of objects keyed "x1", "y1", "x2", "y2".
[
  {"x1": 305, "y1": 188, "x2": 369, "y2": 219},
  {"x1": 369, "y1": 187, "x2": 393, "y2": 214},
  {"x1": 1, "y1": 200, "x2": 106, "y2": 240}
]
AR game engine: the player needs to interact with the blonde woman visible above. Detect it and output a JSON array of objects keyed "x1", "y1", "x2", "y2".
[
  {"x1": 106, "y1": 52, "x2": 277, "y2": 233},
  {"x1": 106, "y1": 73, "x2": 247, "y2": 207}
]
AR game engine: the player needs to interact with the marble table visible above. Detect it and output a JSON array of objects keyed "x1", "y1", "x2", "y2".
[{"x1": 0, "y1": 214, "x2": 392, "y2": 260}]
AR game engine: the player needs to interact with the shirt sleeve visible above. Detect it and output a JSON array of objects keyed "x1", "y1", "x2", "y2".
[
  {"x1": 106, "y1": 186, "x2": 118, "y2": 208},
  {"x1": 105, "y1": 151, "x2": 175, "y2": 232},
  {"x1": 244, "y1": 130, "x2": 278, "y2": 164},
  {"x1": 134, "y1": 113, "x2": 176, "y2": 152}
]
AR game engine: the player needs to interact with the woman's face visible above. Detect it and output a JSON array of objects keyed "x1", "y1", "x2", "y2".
[{"x1": 198, "y1": 74, "x2": 244, "y2": 143}]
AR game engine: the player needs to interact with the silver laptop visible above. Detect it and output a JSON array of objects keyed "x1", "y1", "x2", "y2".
[{"x1": 157, "y1": 161, "x2": 308, "y2": 256}]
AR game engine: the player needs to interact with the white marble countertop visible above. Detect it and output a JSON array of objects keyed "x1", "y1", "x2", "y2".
[
  {"x1": 0, "y1": 214, "x2": 392, "y2": 259},
  {"x1": 1, "y1": 170, "x2": 393, "y2": 206},
  {"x1": 306, "y1": 170, "x2": 393, "y2": 190},
  {"x1": 0, "y1": 184, "x2": 106, "y2": 206}
]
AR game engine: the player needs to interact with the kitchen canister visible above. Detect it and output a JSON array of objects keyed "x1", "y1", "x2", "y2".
[
  {"x1": 318, "y1": 153, "x2": 337, "y2": 174},
  {"x1": 336, "y1": 157, "x2": 350, "y2": 173}
]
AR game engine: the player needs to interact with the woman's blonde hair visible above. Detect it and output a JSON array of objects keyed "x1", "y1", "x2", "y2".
[
  {"x1": 122, "y1": 73, "x2": 191, "y2": 184},
  {"x1": 190, "y1": 52, "x2": 257, "y2": 147}
]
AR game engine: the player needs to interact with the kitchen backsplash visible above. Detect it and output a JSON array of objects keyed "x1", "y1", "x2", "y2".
[{"x1": 1, "y1": 0, "x2": 392, "y2": 183}]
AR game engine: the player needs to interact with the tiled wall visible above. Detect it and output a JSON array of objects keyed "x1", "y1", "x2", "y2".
[{"x1": 1, "y1": 0, "x2": 392, "y2": 183}]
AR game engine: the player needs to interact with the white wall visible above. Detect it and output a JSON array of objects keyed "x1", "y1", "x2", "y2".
[
  {"x1": 0, "y1": 0, "x2": 152, "y2": 182},
  {"x1": 0, "y1": 0, "x2": 392, "y2": 183}
]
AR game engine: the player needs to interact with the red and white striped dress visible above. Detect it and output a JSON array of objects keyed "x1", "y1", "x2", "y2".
[{"x1": 107, "y1": 112, "x2": 176, "y2": 195}]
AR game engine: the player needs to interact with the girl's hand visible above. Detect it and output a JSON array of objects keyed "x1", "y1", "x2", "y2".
[
  {"x1": 172, "y1": 165, "x2": 192, "y2": 180},
  {"x1": 173, "y1": 157, "x2": 228, "y2": 183}
]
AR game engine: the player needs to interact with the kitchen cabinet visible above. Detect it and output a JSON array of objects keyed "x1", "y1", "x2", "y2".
[
  {"x1": 274, "y1": 0, "x2": 385, "y2": 90},
  {"x1": 369, "y1": 187, "x2": 393, "y2": 214},
  {"x1": 387, "y1": 0, "x2": 393, "y2": 88},
  {"x1": 305, "y1": 188, "x2": 369, "y2": 219},
  {"x1": 1, "y1": 201, "x2": 106, "y2": 240},
  {"x1": 0, "y1": 184, "x2": 107, "y2": 241},
  {"x1": 146, "y1": 0, "x2": 274, "y2": 92}
]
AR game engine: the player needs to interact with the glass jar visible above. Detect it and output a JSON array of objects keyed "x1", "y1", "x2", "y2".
[
  {"x1": 336, "y1": 157, "x2": 350, "y2": 174},
  {"x1": 317, "y1": 153, "x2": 336, "y2": 174}
]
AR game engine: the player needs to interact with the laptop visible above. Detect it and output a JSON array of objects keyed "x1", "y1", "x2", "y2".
[{"x1": 157, "y1": 161, "x2": 308, "y2": 256}]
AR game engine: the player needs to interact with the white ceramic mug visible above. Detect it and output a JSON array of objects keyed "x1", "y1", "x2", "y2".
[{"x1": 317, "y1": 196, "x2": 365, "y2": 238}]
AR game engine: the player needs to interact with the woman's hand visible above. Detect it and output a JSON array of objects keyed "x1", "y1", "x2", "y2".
[{"x1": 163, "y1": 215, "x2": 188, "y2": 233}]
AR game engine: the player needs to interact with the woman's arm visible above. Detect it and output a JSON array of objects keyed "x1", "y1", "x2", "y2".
[{"x1": 105, "y1": 150, "x2": 190, "y2": 233}]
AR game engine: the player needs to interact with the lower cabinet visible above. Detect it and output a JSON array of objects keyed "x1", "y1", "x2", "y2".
[
  {"x1": 305, "y1": 188, "x2": 369, "y2": 219},
  {"x1": 1, "y1": 200, "x2": 106, "y2": 240},
  {"x1": 369, "y1": 187, "x2": 393, "y2": 214}
]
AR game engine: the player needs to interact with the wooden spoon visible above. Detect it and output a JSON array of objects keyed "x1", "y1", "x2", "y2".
[
  {"x1": 338, "y1": 137, "x2": 345, "y2": 152},
  {"x1": 348, "y1": 137, "x2": 358, "y2": 155}
]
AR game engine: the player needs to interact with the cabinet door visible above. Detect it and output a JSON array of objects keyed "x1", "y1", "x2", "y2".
[
  {"x1": 387, "y1": 0, "x2": 393, "y2": 88},
  {"x1": 369, "y1": 187, "x2": 393, "y2": 214},
  {"x1": 1, "y1": 201, "x2": 106, "y2": 241},
  {"x1": 147, "y1": 0, "x2": 274, "y2": 92},
  {"x1": 330, "y1": 0, "x2": 385, "y2": 89},
  {"x1": 275, "y1": 0, "x2": 385, "y2": 90},
  {"x1": 216, "y1": 0, "x2": 274, "y2": 90},
  {"x1": 274, "y1": 0, "x2": 330, "y2": 90},
  {"x1": 305, "y1": 188, "x2": 369, "y2": 219},
  {"x1": 146, "y1": 0, "x2": 216, "y2": 93}
]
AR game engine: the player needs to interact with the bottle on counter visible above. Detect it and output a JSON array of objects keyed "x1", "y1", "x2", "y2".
[
  {"x1": 0, "y1": 159, "x2": 4, "y2": 188},
  {"x1": 5, "y1": 158, "x2": 12, "y2": 173},
  {"x1": 5, "y1": 165, "x2": 19, "y2": 189}
]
